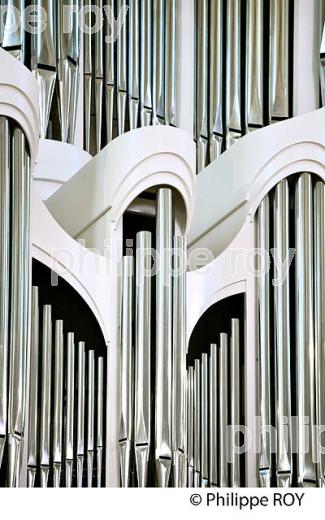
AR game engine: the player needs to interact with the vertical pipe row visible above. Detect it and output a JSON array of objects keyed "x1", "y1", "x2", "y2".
[
  {"x1": 1, "y1": 0, "x2": 25, "y2": 62},
  {"x1": 193, "y1": 358, "x2": 201, "y2": 487}
]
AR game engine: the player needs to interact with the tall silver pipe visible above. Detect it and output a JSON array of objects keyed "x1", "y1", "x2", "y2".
[
  {"x1": 172, "y1": 235, "x2": 187, "y2": 488},
  {"x1": 7, "y1": 128, "x2": 30, "y2": 488},
  {"x1": 117, "y1": 0, "x2": 127, "y2": 134},
  {"x1": 66, "y1": 332, "x2": 75, "y2": 488},
  {"x1": 95, "y1": 0, "x2": 104, "y2": 153},
  {"x1": 31, "y1": 1, "x2": 57, "y2": 138},
  {"x1": 193, "y1": 359, "x2": 201, "y2": 487},
  {"x1": 105, "y1": 0, "x2": 115, "y2": 143},
  {"x1": 152, "y1": 0, "x2": 165, "y2": 125},
  {"x1": 27, "y1": 287, "x2": 39, "y2": 487},
  {"x1": 77, "y1": 341, "x2": 86, "y2": 488},
  {"x1": 0, "y1": 117, "x2": 9, "y2": 470},
  {"x1": 40, "y1": 305, "x2": 52, "y2": 488},
  {"x1": 274, "y1": 180, "x2": 292, "y2": 487},
  {"x1": 246, "y1": 0, "x2": 264, "y2": 130},
  {"x1": 226, "y1": 0, "x2": 242, "y2": 147},
  {"x1": 187, "y1": 367, "x2": 194, "y2": 487},
  {"x1": 97, "y1": 356, "x2": 104, "y2": 488},
  {"x1": 201, "y1": 354, "x2": 209, "y2": 487},
  {"x1": 269, "y1": 0, "x2": 289, "y2": 121},
  {"x1": 140, "y1": 0, "x2": 153, "y2": 126},
  {"x1": 296, "y1": 173, "x2": 316, "y2": 487},
  {"x1": 219, "y1": 333, "x2": 228, "y2": 487},
  {"x1": 87, "y1": 350, "x2": 95, "y2": 488},
  {"x1": 155, "y1": 188, "x2": 173, "y2": 487},
  {"x1": 196, "y1": 0, "x2": 208, "y2": 171},
  {"x1": 57, "y1": 1, "x2": 73, "y2": 143},
  {"x1": 129, "y1": 0, "x2": 140, "y2": 130},
  {"x1": 165, "y1": 0, "x2": 176, "y2": 126},
  {"x1": 314, "y1": 181, "x2": 325, "y2": 486},
  {"x1": 53, "y1": 320, "x2": 64, "y2": 488},
  {"x1": 135, "y1": 232, "x2": 152, "y2": 487},
  {"x1": 230, "y1": 319, "x2": 241, "y2": 487},
  {"x1": 67, "y1": 0, "x2": 81, "y2": 145},
  {"x1": 119, "y1": 256, "x2": 134, "y2": 488},
  {"x1": 209, "y1": 344, "x2": 218, "y2": 487},
  {"x1": 84, "y1": 4, "x2": 92, "y2": 152},
  {"x1": 1, "y1": 1, "x2": 25, "y2": 61},
  {"x1": 257, "y1": 196, "x2": 272, "y2": 487},
  {"x1": 209, "y1": 0, "x2": 223, "y2": 161}
]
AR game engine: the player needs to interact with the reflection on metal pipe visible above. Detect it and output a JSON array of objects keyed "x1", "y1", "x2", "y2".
[
  {"x1": 27, "y1": 287, "x2": 39, "y2": 487},
  {"x1": 53, "y1": 320, "x2": 64, "y2": 488},
  {"x1": 257, "y1": 196, "x2": 272, "y2": 487},
  {"x1": 2, "y1": 1, "x2": 25, "y2": 62},
  {"x1": 77, "y1": 341, "x2": 86, "y2": 488},
  {"x1": 269, "y1": 0, "x2": 289, "y2": 121},
  {"x1": 129, "y1": 0, "x2": 140, "y2": 130},
  {"x1": 209, "y1": 0, "x2": 223, "y2": 161},
  {"x1": 219, "y1": 333, "x2": 228, "y2": 487},
  {"x1": 153, "y1": 0, "x2": 165, "y2": 125},
  {"x1": 314, "y1": 181, "x2": 325, "y2": 487},
  {"x1": 40, "y1": 305, "x2": 52, "y2": 488},
  {"x1": 193, "y1": 359, "x2": 200, "y2": 487},
  {"x1": 0, "y1": 117, "x2": 9, "y2": 471},
  {"x1": 95, "y1": 0, "x2": 104, "y2": 153},
  {"x1": 172, "y1": 235, "x2": 187, "y2": 488},
  {"x1": 119, "y1": 256, "x2": 134, "y2": 488},
  {"x1": 66, "y1": 332, "x2": 75, "y2": 488},
  {"x1": 187, "y1": 367, "x2": 194, "y2": 487},
  {"x1": 135, "y1": 232, "x2": 152, "y2": 487},
  {"x1": 196, "y1": 0, "x2": 208, "y2": 171},
  {"x1": 97, "y1": 356, "x2": 104, "y2": 488},
  {"x1": 246, "y1": 0, "x2": 264, "y2": 130},
  {"x1": 230, "y1": 319, "x2": 241, "y2": 487},
  {"x1": 8, "y1": 129, "x2": 30, "y2": 488},
  {"x1": 105, "y1": 0, "x2": 115, "y2": 143},
  {"x1": 165, "y1": 0, "x2": 176, "y2": 126},
  {"x1": 87, "y1": 350, "x2": 95, "y2": 488},
  {"x1": 155, "y1": 188, "x2": 173, "y2": 487},
  {"x1": 67, "y1": 0, "x2": 80, "y2": 145},
  {"x1": 209, "y1": 344, "x2": 218, "y2": 487},
  {"x1": 140, "y1": 0, "x2": 153, "y2": 126},
  {"x1": 201, "y1": 354, "x2": 208, "y2": 487},
  {"x1": 117, "y1": 0, "x2": 127, "y2": 134},
  {"x1": 320, "y1": 23, "x2": 325, "y2": 107},
  {"x1": 296, "y1": 173, "x2": 316, "y2": 487},
  {"x1": 274, "y1": 180, "x2": 292, "y2": 487},
  {"x1": 226, "y1": 0, "x2": 242, "y2": 147}
]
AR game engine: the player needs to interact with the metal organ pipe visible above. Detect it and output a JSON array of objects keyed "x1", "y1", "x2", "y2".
[
  {"x1": 246, "y1": 0, "x2": 264, "y2": 130},
  {"x1": 87, "y1": 349, "x2": 95, "y2": 487},
  {"x1": 97, "y1": 356, "x2": 104, "y2": 487},
  {"x1": 187, "y1": 367, "x2": 194, "y2": 487},
  {"x1": 193, "y1": 358, "x2": 201, "y2": 487},
  {"x1": 40, "y1": 305, "x2": 52, "y2": 488},
  {"x1": 230, "y1": 319, "x2": 240, "y2": 487},
  {"x1": 201, "y1": 354, "x2": 209, "y2": 487},
  {"x1": 53, "y1": 320, "x2": 64, "y2": 488},
  {"x1": 195, "y1": 0, "x2": 208, "y2": 172},
  {"x1": 219, "y1": 333, "x2": 229, "y2": 487},
  {"x1": 27, "y1": 287, "x2": 39, "y2": 488},
  {"x1": 66, "y1": 333, "x2": 75, "y2": 488},
  {"x1": 209, "y1": 0, "x2": 223, "y2": 161},
  {"x1": 209, "y1": 344, "x2": 218, "y2": 487},
  {"x1": 77, "y1": 341, "x2": 86, "y2": 488}
]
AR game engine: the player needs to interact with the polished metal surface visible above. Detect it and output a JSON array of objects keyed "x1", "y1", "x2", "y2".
[
  {"x1": 129, "y1": 0, "x2": 140, "y2": 130},
  {"x1": 155, "y1": 188, "x2": 173, "y2": 487},
  {"x1": 209, "y1": 0, "x2": 223, "y2": 160},
  {"x1": 196, "y1": 0, "x2": 208, "y2": 170},
  {"x1": 172, "y1": 235, "x2": 187, "y2": 488},
  {"x1": 269, "y1": 0, "x2": 290, "y2": 120},
  {"x1": 53, "y1": 320, "x2": 64, "y2": 488},
  {"x1": 95, "y1": 0, "x2": 104, "y2": 153},
  {"x1": 226, "y1": 0, "x2": 242, "y2": 147},
  {"x1": 105, "y1": 0, "x2": 115, "y2": 143},
  {"x1": 246, "y1": 0, "x2": 264, "y2": 129},
  {"x1": 219, "y1": 333, "x2": 228, "y2": 487},
  {"x1": 193, "y1": 359, "x2": 200, "y2": 487},
  {"x1": 165, "y1": 0, "x2": 176, "y2": 126},
  {"x1": 84, "y1": 4, "x2": 92, "y2": 152},
  {"x1": 0, "y1": 117, "x2": 9, "y2": 470},
  {"x1": 230, "y1": 319, "x2": 240, "y2": 487},
  {"x1": 97, "y1": 356, "x2": 104, "y2": 487},
  {"x1": 117, "y1": 0, "x2": 127, "y2": 134},
  {"x1": 119, "y1": 256, "x2": 134, "y2": 488},
  {"x1": 209, "y1": 344, "x2": 218, "y2": 487},
  {"x1": 135, "y1": 232, "x2": 152, "y2": 487},
  {"x1": 274, "y1": 180, "x2": 292, "y2": 487},
  {"x1": 201, "y1": 354, "x2": 208, "y2": 487},
  {"x1": 152, "y1": 0, "x2": 165, "y2": 125},
  {"x1": 1, "y1": 0, "x2": 25, "y2": 61},
  {"x1": 66, "y1": 332, "x2": 75, "y2": 487},
  {"x1": 296, "y1": 173, "x2": 316, "y2": 486},
  {"x1": 77, "y1": 341, "x2": 86, "y2": 488},
  {"x1": 320, "y1": 23, "x2": 325, "y2": 106},
  {"x1": 140, "y1": 0, "x2": 153, "y2": 126},
  {"x1": 87, "y1": 350, "x2": 95, "y2": 487},
  {"x1": 187, "y1": 367, "x2": 194, "y2": 487},
  {"x1": 40, "y1": 305, "x2": 52, "y2": 488},
  {"x1": 257, "y1": 195, "x2": 272, "y2": 487},
  {"x1": 27, "y1": 287, "x2": 39, "y2": 487}
]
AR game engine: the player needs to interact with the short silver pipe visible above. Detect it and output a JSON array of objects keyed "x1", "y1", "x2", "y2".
[
  {"x1": 95, "y1": 0, "x2": 104, "y2": 153},
  {"x1": 129, "y1": 0, "x2": 140, "y2": 130},
  {"x1": 53, "y1": 320, "x2": 64, "y2": 488},
  {"x1": 117, "y1": 0, "x2": 127, "y2": 134},
  {"x1": 269, "y1": 0, "x2": 290, "y2": 121},
  {"x1": 314, "y1": 181, "x2": 325, "y2": 487},
  {"x1": 0, "y1": 117, "x2": 9, "y2": 471},
  {"x1": 27, "y1": 287, "x2": 39, "y2": 487},
  {"x1": 87, "y1": 350, "x2": 95, "y2": 488},
  {"x1": 155, "y1": 188, "x2": 173, "y2": 487},
  {"x1": 172, "y1": 235, "x2": 187, "y2": 488},
  {"x1": 246, "y1": 0, "x2": 264, "y2": 130},
  {"x1": 209, "y1": 344, "x2": 218, "y2": 487},
  {"x1": 230, "y1": 319, "x2": 241, "y2": 487},
  {"x1": 201, "y1": 354, "x2": 209, "y2": 487},
  {"x1": 40, "y1": 305, "x2": 52, "y2": 488},
  {"x1": 119, "y1": 256, "x2": 134, "y2": 488},
  {"x1": 226, "y1": 0, "x2": 242, "y2": 147},
  {"x1": 274, "y1": 180, "x2": 292, "y2": 487},
  {"x1": 77, "y1": 341, "x2": 86, "y2": 488},
  {"x1": 165, "y1": 0, "x2": 176, "y2": 126},
  {"x1": 66, "y1": 332, "x2": 75, "y2": 488},
  {"x1": 219, "y1": 333, "x2": 228, "y2": 488},
  {"x1": 1, "y1": 0, "x2": 25, "y2": 62},
  {"x1": 105, "y1": 0, "x2": 115, "y2": 143},
  {"x1": 97, "y1": 356, "x2": 104, "y2": 488},
  {"x1": 187, "y1": 367, "x2": 194, "y2": 487},
  {"x1": 209, "y1": 0, "x2": 223, "y2": 161},
  {"x1": 140, "y1": 0, "x2": 153, "y2": 126},
  {"x1": 135, "y1": 232, "x2": 152, "y2": 487},
  {"x1": 257, "y1": 195, "x2": 272, "y2": 487},
  {"x1": 296, "y1": 173, "x2": 316, "y2": 487},
  {"x1": 152, "y1": 0, "x2": 165, "y2": 125},
  {"x1": 196, "y1": 0, "x2": 208, "y2": 171},
  {"x1": 193, "y1": 359, "x2": 201, "y2": 487}
]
